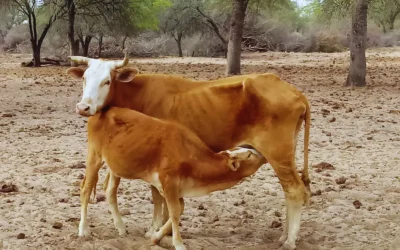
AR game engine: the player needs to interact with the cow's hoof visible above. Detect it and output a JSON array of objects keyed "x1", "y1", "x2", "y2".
[
  {"x1": 78, "y1": 227, "x2": 90, "y2": 237},
  {"x1": 283, "y1": 240, "x2": 296, "y2": 250}
]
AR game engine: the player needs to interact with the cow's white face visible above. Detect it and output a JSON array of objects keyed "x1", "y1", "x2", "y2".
[{"x1": 66, "y1": 55, "x2": 138, "y2": 116}]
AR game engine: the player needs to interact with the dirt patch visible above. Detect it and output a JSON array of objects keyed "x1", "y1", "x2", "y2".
[{"x1": 0, "y1": 49, "x2": 400, "y2": 250}]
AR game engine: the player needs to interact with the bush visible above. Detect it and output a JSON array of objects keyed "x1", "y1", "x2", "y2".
[
  {"x1": 4, "y1": 24, "x2": 29, "y2": 50},
  {"x1": 126, "y1": 32, "x2": 170, "y2": 57},
  {"x1": 184, "y1": 33, "x2": 226, "y2": 57},
  {"x1": 302, "y1": 30, "x2": 346, "y2": 53}
]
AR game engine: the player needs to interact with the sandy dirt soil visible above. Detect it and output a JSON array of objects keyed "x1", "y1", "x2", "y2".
[{"x1": 0, "y1": 48, "x2": 399, "y2": 250}]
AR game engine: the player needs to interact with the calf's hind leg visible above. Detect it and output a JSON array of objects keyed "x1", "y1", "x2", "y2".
[
  {"x1": 145, "y1": 186, "x2": 170, "y2": 237},
  {"x1": 105, "y1": 172, "x2": 126, "y2": 235},
  {"x1": 162, "y1": 185, "x2": 186, "y2": 250},
  {"x1": 151, "y1": 198, "x2": 184, "y2": 245}
]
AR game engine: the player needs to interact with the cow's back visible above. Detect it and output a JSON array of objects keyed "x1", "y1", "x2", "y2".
[{"x1": 122, "y1": 73, "x2": 304, "y2": 152}]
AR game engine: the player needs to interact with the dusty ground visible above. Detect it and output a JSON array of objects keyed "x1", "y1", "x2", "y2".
[{"x1": 0, "y1": 47, "x2": 400, "y2": 250}]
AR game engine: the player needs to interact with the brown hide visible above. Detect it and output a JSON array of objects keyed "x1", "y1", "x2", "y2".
[
  {"x1": 107, "y1": 73, "x2": 307, "y2": 153},
  {"x1": 88, "y1": 107, "x2": 266, "y2": 191}
]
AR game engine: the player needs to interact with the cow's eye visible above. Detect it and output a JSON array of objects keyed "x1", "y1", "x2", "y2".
[{"x1": 104, "y1": 80, "x2": 110, "y2": 85}]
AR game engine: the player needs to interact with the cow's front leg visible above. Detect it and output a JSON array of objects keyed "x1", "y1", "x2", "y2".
[{"x1": 279, "y1": 206, "x2": 289, "y2": 244}]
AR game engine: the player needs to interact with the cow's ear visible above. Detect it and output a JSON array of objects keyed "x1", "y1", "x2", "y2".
[
  {"x1": 66, "y1": 67, "x2": 85, "y2": 79},
  {"x1": 117, "y1": 68, "x2": 138, "y2": 83}
]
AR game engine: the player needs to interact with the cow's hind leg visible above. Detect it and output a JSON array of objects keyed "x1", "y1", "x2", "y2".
[
  {"x1": 253, "y1": 129, "x2": 308, "y2": 249},
  {"x1": 105, "y1": 172, "x2": 126, "y2": 236},
  {"x1": 262, "y1": 149, "x2": 305, "y2": 250}
]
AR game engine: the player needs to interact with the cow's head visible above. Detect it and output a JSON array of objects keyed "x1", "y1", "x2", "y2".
[{"x1": 66, "y1": 52, "x2": 138, "y2": 117}]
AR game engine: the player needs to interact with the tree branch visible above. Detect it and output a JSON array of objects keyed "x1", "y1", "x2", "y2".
[{"x1": 196, "y1": 6, "x2": 227, "y2": 45}]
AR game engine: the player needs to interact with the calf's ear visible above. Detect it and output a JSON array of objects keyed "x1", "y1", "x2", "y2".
[
  {"x1": 117, "y1": 68, "x2": 139, "y2": 83},
  {"x1": 230, "y1": 160, "x2": 240, "y2": 171},
  {"x1": 66, "y1": 67, "x2": 85, "y2": 79}
]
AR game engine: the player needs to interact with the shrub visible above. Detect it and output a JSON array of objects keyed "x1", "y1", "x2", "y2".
[{"x1": 4, "y1": 24, "x2": 29, "y2": 50}]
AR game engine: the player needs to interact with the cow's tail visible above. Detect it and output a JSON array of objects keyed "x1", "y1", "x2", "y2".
[{"x1": 302, "y1": 97, "x2": 311, "y2": 199}]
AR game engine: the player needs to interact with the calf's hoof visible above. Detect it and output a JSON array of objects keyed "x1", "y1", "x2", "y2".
[
  {"x1": 145, "y1": 226, "x2": 157, "y2": 238},
  {"x1": 150, "y1": 233, "x2": 162, "y2": 245},
  {"x1": 118, "y1": 228, "x2": 127, "y2": 236},
  {"x1": 283, "y1": 240, "x2": 296, "y2": 250},
  {"x1": 279, "y1": 235, "x2": 288, "y2": 244}
]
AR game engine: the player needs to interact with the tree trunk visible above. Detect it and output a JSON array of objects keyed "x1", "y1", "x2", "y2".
[
  {"x1": 177, "y1": 40, "x2": 183, "y2": 57},
  {"x1": 121, "y1": 35, "x2": 128, "y2": 52},
  {"x1": 226, "y1": 0, "x2": 249, "y2": 76},
  {"x1": 67, "y1": 0, "x2": 79, "y2": 65},
  {"x1": 175, "y1": 32, "x2": 183, "y2": 57},
  {"x1": 389, "y1": 22, "x2": 394, "y2": 31},
  {"x1": 346, "y1": 0, "x2": 368, "y2": 87},
  {"x1": 32, "y1": 44, "x2": 41, "y2": 67},
  {"x1": 79, "y1": 35, "x2": 93, "y2": 57},
  {"x1": 389, "y1": 17, "x2": 395, "y2": 31},
  {"x1": 0, "y1": 30, "x2": 4, "y2": 42},
  {"x1": 382, "y1": 22, "x2": 387, "y2": 33},
  {"x1": 98, "y1": 33, "x2": 103, "y2": 58},
  {"x1": 83, "y1": 36, "x2": 92, "y2": 57}
]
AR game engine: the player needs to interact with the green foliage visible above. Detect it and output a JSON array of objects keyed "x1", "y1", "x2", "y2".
[
  {"x1": 310, "y1": 0, "x2": 400, "y2": 32},
  {"x1": 128, "y1": 0, "x2": 171, "y2": 30},
  {"x1": 319, "y1": 0, "x2": 352, "y2": 20},
  {"x1": 159, "y1": 0, "x2": 204, "y2": 37},
  {"x1": 0, "y1": 5, "x2": 24, "y2": 31},
  {"x1": 369, "y1": 0, "x2": 400, "y2": 32}
]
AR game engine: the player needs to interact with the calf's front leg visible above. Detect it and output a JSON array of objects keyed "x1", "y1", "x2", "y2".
[
  {"x1": 152, "y1": 179, "x2": 186, "y2": 250},
  {"x1": 105, "y1": 172, "x2": 126, "y2": 236},
  {"x1": 79, "y1": 149, "x2": 102, "y2": 237}
]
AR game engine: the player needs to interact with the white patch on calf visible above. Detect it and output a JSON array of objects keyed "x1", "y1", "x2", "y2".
[
  {"x1": 226, "y1": 147, "x2": 261, "y2": 157},
  {"x1": 150, "y1": 172, "x2": 164, "y2": 196}
]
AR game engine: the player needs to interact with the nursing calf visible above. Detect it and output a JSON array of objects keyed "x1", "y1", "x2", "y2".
[{"x1": 80, "y1": 107, "x2": 266, "y2": 250}]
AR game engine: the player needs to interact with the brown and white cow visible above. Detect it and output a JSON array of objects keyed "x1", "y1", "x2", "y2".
[
  {"x1": 81, "y1": 106, "x2": 267, "y2": 250},
  {"x1": 67, "y1": 53, "x2": 311, "y2": 250}
]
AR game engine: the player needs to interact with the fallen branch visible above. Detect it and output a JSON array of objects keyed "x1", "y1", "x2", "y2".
[{"x1": 21, "y1": 58, "x2": 70, "y2": 67}]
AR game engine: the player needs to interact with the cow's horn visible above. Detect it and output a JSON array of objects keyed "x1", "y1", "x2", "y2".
[
  {"x1": 68, "y1": 56, "x2": 91, "y2": 65},
  {"x1": 112, "y1": 51, "x2": 129, "y2": 69}
]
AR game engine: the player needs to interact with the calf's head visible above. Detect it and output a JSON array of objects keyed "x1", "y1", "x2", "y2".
[
  {"x1": 66, "y1": 53, "x2": 138, "y2": 116},
  {"x1": 224, "y1": 147, "x2": 267, "y2": 171}
]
